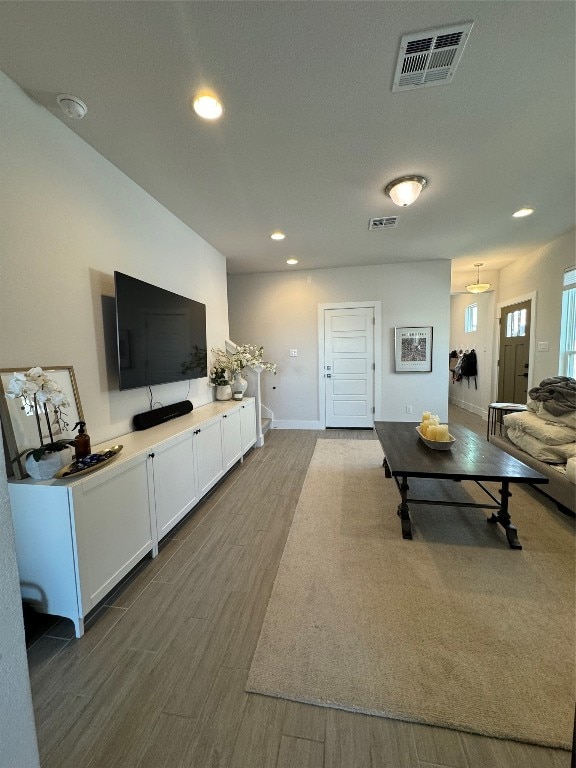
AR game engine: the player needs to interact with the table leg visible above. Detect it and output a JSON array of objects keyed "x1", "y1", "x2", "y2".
[
  {"x1": 383, "y1": 456, "x2": 392, "y2": 478},
  {"x1": 487, "y1": 480, "x2": 522, "y2": 549},
  {"x1": 396, "y1": 475, "x2": 412, "y2": 540}
]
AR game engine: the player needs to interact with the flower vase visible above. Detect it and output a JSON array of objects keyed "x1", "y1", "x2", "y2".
[
  {"x1": 25, "y1": 446, "x2": 74, "y2": 481},
  {"x1": 215, "y1": 384, "x2": 232, "y2": 401},
  {"x1": 232, "y1": 372, "x2": 248, "y2": 399}
]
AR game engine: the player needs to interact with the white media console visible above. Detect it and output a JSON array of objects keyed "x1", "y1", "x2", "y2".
[{"x1": 8, "y1": 398, "x2": 256, "y2": 637}]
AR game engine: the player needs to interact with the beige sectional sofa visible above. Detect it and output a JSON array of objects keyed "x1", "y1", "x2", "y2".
[{"x1": 489, "y1": 431, "x2": 575, "y2": 515}]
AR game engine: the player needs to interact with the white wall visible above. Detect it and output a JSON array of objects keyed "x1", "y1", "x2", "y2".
[
  {"x1": 228, "y1": 260, "x2": 451, "y2": 426},
  {"x1": 449, "y1": 290, "x2": 497, "y2": 418},
  {"x1": 0, "y1": 71, "x2": 229, "y2": 446},
  {"x1": 0, "y1": 427, "x2": 40, "y2": 768}
]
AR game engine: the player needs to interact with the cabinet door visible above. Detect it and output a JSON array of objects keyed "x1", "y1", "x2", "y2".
[
  {"x1": 194, "y1": 417, "x2": 224, "y2": 497},
  {"x1": 73, "y1": 454, "x2": 154, "y2": 611},
  {"x1": 9, "y1": 483, "x2": 83, "y2": 631},
  {"x1": 222, "y1": 408, "x2": 242, "y2": 471},
  {"x1": 240, "y1": 399, "x2": 257, "y2": 453},
  {"x1": 152, "y1": 432, "x2": 197, "y2": 541}
]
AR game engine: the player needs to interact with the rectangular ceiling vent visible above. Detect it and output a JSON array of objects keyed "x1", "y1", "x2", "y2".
[
  {"x1": 369, "y1": 216, "x2": 398, "y2": 230},
  {"x1": 392, "y1": 22, "x2": 474, "y2": 92}
]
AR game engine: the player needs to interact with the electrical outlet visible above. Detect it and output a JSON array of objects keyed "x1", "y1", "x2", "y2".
[
  {"x1": 289, "y1": 349, "x2": 298, "y2": 357},
  {"x1": 406, "y1": 405, "x2": 413, "y2": 414}
]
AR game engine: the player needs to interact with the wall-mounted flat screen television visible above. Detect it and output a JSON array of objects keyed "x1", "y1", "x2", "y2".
[{"x1": 114, "y1": 271, "x2": 207, "y2": 391}]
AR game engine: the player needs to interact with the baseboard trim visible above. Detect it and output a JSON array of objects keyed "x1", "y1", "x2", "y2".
[
  {"x1": 449, "y1": 397, "x2": 488, "y2": 421},
  {"x1": 271, "y1": 420, "x2": 323, "y2": 430}
]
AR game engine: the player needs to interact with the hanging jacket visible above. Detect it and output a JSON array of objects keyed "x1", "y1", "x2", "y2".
[{"x1": 460, "y1": 349, "x2": 478, "y2": 378}]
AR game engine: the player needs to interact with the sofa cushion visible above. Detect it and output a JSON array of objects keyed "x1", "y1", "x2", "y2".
[
  {"x1": 527, "y1": 398, "x2": 576, "y2": 429},
  {"x1": 567, "y1": 457, "x2": 576, "y2": 486},
  {"x1": 504, "y1": 410, "x2": 576, "y2": 445},
  {"x1": 505, "y1": 425, "x2": 572, "y2": 463}
]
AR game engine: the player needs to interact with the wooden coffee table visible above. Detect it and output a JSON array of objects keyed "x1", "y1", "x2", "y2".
[{"x1": 374, "y1": 421, "x2": 549, "y2": 549}]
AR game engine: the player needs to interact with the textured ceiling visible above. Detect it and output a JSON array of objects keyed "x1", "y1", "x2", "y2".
[{"x1": 0, "y1": 1, "x2": 574, "y2": 291}]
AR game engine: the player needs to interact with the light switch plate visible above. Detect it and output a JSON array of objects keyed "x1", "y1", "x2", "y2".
[{"x1": 537, "y1": 341, "x2": 549, "y2": 352}]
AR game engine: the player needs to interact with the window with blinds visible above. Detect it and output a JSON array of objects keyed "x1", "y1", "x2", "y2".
[{"x1": 559, "y1": 267, "x2": 576, "y2": 377}]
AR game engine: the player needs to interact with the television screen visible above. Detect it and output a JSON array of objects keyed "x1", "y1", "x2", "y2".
[{"x1": 114, "y1": 271, "x2": 207, "y2": 391}]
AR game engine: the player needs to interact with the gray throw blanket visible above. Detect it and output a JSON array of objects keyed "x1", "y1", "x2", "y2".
[{"x1": 528, "y1": 376, "x2": 576, "y2": 416}]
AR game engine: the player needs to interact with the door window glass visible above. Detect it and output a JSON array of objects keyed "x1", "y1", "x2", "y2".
[{"x1": 506, "y1": 308, "x2": 527, "y2": 337}]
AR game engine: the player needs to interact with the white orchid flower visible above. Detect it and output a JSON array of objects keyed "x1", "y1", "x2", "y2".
[
  {"x1": 50, "y1": 392, "x2": 70, "y2": 408},
  {"x1": 6, "y1": 377, "x2": 24, "y2": 397},
  {"x1": 35, "y1": 389, "x2": 50, "y2": 404}
]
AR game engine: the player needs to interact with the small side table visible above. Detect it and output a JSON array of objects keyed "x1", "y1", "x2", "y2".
[{"x1": 487, "y1": 402, "x2": 528, "y2": 440}]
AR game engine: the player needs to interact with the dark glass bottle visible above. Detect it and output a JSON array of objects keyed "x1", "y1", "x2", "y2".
[{"x1": 73, "y1": 421, "x2": 91, "y2": 461}]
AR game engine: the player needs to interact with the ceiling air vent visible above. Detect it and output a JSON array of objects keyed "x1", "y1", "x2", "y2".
[
  {"x1": 369, "y1": 216, "x2": 398, "y2": 230},
  {"x1": 392, "y1": 22, "x2": 474, "y2": 92}
]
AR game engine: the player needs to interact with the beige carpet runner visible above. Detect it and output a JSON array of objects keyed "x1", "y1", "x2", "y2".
[{"x1": 246, "y1": 438, "x2": 575, "y2": 748}]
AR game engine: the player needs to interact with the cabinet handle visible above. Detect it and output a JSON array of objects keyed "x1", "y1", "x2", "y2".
[
  {"x1": 149, "y1": 453, "x2": 155, "y2": 458},
  {"x1": 223, "y1": 414, "x2": 227, "y2": 418}
]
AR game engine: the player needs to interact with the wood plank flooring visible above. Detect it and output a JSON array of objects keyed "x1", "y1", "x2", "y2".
[{"x1": 26, "y1": 408, "x2": 572, "y2": 768}]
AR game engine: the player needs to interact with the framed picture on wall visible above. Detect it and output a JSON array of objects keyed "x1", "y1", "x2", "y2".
[{"x1": 394, "y1": 326, "x2": 433, "y2": 372}]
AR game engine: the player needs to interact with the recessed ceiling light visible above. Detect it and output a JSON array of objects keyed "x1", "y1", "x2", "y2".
[
  {"x1": 286, "y1": 258, "x2": 298, "y2": 265},
  {"x1": 56, "y1": 94, "x2": 87, "y2": 120},
  {"x1": 192, "y1": 91, "x2": 223, "y2": 120},
  {"x1": 271, "y1": 231, "x2": 286, "y2": 241},
  {"x1": 512, "y1": 207, "x2": 534, "y2": 218}
]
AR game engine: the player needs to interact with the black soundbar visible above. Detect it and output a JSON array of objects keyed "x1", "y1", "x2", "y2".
[{"x1": 133, "y1": 400, "x2": 193, "y2": 431}]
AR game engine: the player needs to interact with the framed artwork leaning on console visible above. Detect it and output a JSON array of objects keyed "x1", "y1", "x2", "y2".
[{"x1": 0, "y1": 365, "x2": 84, "y2": 479}]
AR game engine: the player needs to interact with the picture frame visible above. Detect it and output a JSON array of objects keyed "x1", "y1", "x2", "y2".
[
  {"x1": 394, "y1": 326, "x2": 433, "y2": 372},
  {"x1": 0, "y1": 366, "x2": 84, "y2": 479}
]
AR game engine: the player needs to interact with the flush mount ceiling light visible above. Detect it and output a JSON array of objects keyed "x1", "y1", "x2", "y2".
[
  {"x1": 384, "y1": 175, "x2": 428, "y2": 207},
  {"x1": 192, "y1": 90, "x2": 223, "y2": 120},
  {"x1": 512, "y1": 207, "x2": 534, "y2": 218},
  {"x1": 56, "y1": 94, "x2": 87, "y2": 120},
  {"x1": 286, "y1": 258, "x2": 298, "y2": 265},
  {"x1": 270, "y1": 231, "x2": 286, "y2": 241},
  {"x1": 466, "y1": 262, "x2": 491, "y2": 294}
]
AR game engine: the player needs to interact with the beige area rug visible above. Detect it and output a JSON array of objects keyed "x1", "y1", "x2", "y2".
[{"x1": 246, "y1": 439, "x2": 575, "y2": 749}]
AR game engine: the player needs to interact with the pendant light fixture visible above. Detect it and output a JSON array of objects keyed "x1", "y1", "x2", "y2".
[
  {"x1": 466, "y1": 263, "x2": 491, "y2": 294},
  {"x1": 384, "y1": 175, "x2": 428, "y2": 207}
]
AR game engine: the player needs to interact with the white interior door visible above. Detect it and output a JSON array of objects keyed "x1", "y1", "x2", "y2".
[{"x1": 324, "y1": 307, "x2": 374, "y2": 428}]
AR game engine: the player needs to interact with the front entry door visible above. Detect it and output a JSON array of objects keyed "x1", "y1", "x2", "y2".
[
  {"x1": 497, "y1": 299, "x2": 531, "y2": 403},
  {"x1": 324, "y1": 307, "x2": 374, "y2": 428}
]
